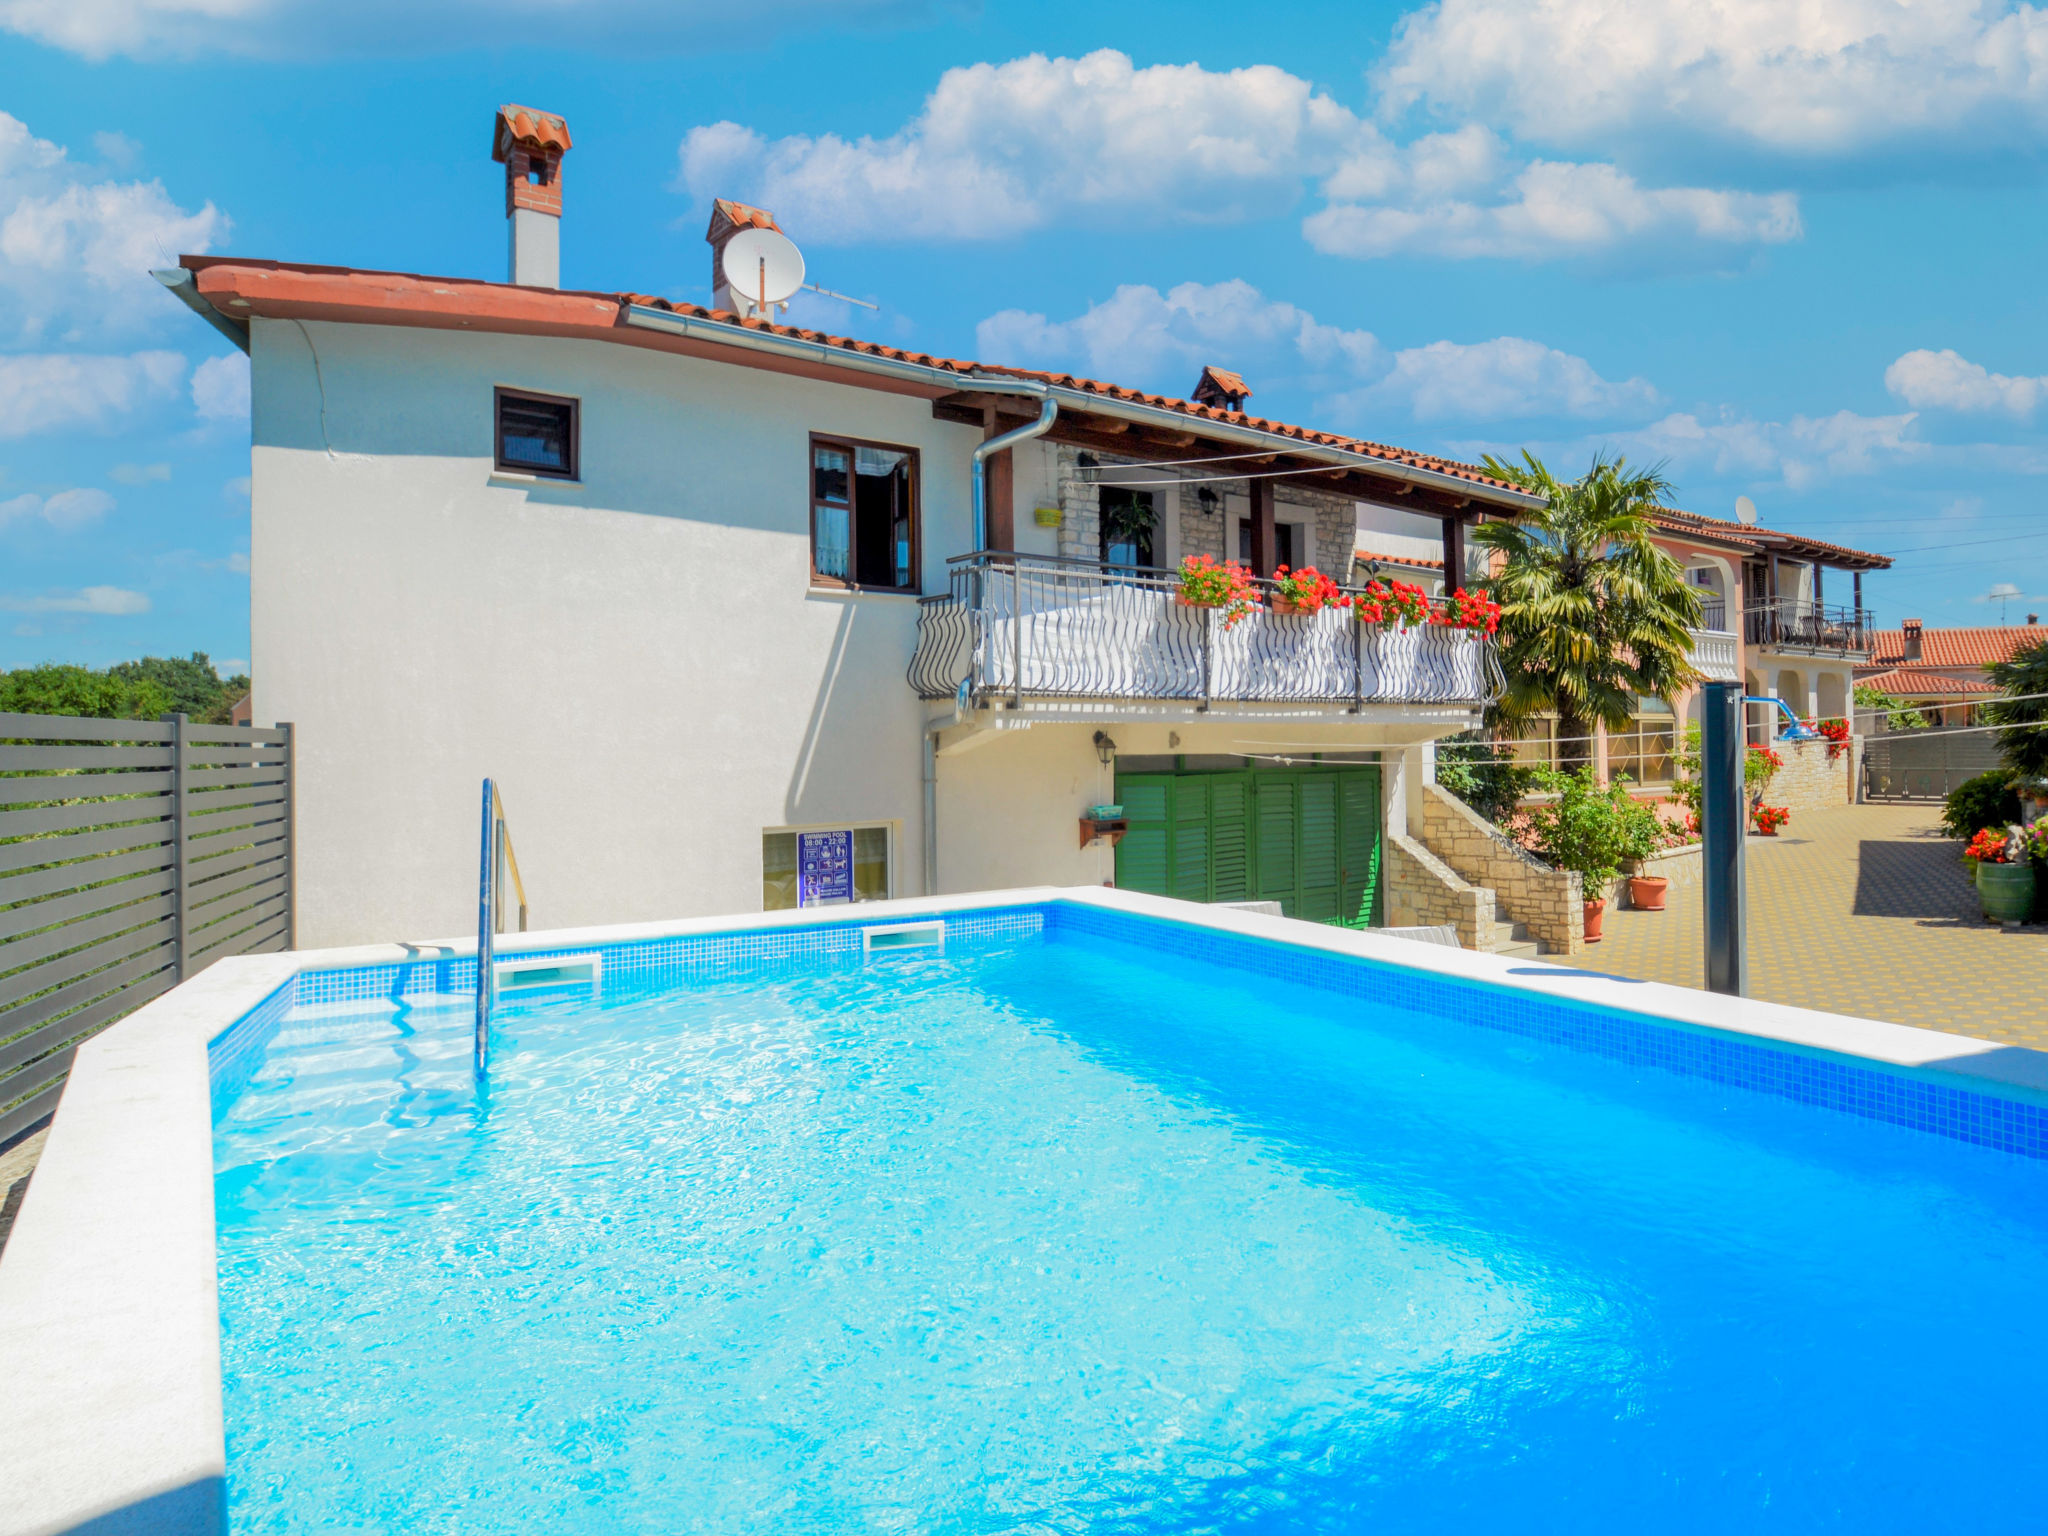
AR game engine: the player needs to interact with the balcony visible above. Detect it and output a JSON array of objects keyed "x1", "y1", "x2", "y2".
[
  {"x1": 1743, "y1": 598, "x2": 1875, "y2": 657},
  {"x1": 1689, "y1": 599, "x2": 1738, "y2": 681},
  {"x1": 908, "y1": 552, "x2": 1502, "y2": 713}
]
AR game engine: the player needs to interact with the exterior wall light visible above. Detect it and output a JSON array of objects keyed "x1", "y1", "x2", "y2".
[{"x1": 1093, "y1": 731, "x2": 1117, "y2": 765}]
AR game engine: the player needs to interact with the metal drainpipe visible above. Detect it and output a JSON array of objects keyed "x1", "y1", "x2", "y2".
[{"x1": 971, "y1": 396, "x2": 1058, "y2": 549}]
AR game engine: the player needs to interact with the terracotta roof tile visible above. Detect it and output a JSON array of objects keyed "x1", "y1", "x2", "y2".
[
  {"x1": 493, "y1": 105, "x2": 571, "y2": 159},
  {"x1": 1863, "y1": 624, "x2": 2047, "y2": 670},
  {"x1": 1650, "y1": 508, "x2": 1889, "y2": 568},
  {"x1": 1354, "y1": 548, "x2": 1444, "y2": 570},
  {"x1": 1856, "y1": 668, "x2": 2000, "y2": 697}
]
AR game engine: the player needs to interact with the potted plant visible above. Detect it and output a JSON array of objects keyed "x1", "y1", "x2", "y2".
[
  {"x1": 1268, "y1": 564, "x2": 1346, "y2": 616},
  {"x1": 1965, "y1": 825, "x2": 2038, "y2": 922},
  {"x1": 1520, "y1": 768, "x2": 1660, "y2": 942},
  {"x1": 1353, "y1": 577, "x2": 1433, "y2": 629},
  {"x1": 1615, "y1": 788, "x2": 1671, "y2": 910},
  {"x1": 1812, "y1": 716, "x2": 1851, "y2": 764},
  {"x1": 1176, "y1": 554, "x2": 1262, "y2": 629},
  {"x1": 1752, "y1": 805, "x2": 1792, "y2": 836},
  {"x1": 1438, "y1": 586, "x2": 1502, "y2": 636}
]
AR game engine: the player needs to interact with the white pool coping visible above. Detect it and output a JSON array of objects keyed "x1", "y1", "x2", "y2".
[{"x1": 2, "y1": 884, "x2": 2043, "y2": 1535}]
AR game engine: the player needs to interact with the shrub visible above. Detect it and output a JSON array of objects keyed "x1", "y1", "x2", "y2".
[
  {"x1": 1854, "y1": 683, "x2": 1927, "y2": 732},
  {"x1": 1941, "y1": 768, "x2": 2020, "y2": 841},
  {"x1": 1436, "y1": 732, "x2": 1539, "y2": 825},
  {"x1": 1522, "y1": 767, "x2": 1665, "y2": 891}
]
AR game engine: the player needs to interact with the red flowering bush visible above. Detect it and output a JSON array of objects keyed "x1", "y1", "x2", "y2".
[
  {"x1": 1752, "y1": 804, "x2": 1792, "y2": 834},
  {"x1": 1270, "y1": 564, "x2": 1347, "y2": 613},
  {"x1": 1750, "y1": 744, "x2": 1785, "y2": 773},
  {"x1": 1810, "y1": 716, "x2": 1851, "y2": 764},
  {"x1": 1441, "y1": 586, "x2": 1502, "y2": 636},
  {"x1": 1354, "y1": 577, "x2": 1433, "y2": 628},
  {"x1": 1177, "y1": 555, "x2": 1263, "y2": 629}
]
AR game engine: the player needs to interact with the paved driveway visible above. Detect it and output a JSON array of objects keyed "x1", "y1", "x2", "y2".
[{"x1": 1558, "y1": 803, "x2": 2048, "y2": 1049}]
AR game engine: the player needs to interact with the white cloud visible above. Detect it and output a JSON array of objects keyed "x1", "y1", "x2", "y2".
[
  {"x1": 0, "y1": 583, "x2": 148, "y2": 614},
  {"x1": 0, "y1": 351, "x2": 184, "y2": 436},
  {"x1": 1378, "y1": 0, "x2": 2048, "y2": 160},
  {"x1": 1542, "y1": 406, "x2": 1927, "y2": 491},
  {"x1": 977, "y1": 279, "x2": 1656, "y2": 425},
  {"x1": 1884, "y1": 348, "x2": 2048, "y2": 417},
  {"x1": 1338, "y1": 336, "x2": 1660, "y2": 422},
  {"x1": 1306, "y1": 157, "x2": 1800, "y2": 262},
  {"x1": 191, "y1": 350, "x2": 249, "y2": 422},
  {"x1": 681, "y1": 49, "x2": 1800, "y2": 265},
  {"x1": 109, "y1": 461, "x2": 170, "y2": 484},
  {"x1": 0, "y1": 110, "x2": 225, "y2": 344},
  {"x1": 0, "y1": 485, "x2": 116, "y2": 529},
  {"x1": 222, "y1": 474, "x2": 251, "y2": 502},
  {"x1": 0, "y1": 0, "x2": 924, "y2": 59}
]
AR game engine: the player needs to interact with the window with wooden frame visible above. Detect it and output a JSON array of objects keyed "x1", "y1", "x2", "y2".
[
  {"x1": 494, "y1": 387, "x2": 578, "y2": 480},
  {"x1": 810, "y1": 433, "x2": 919, "y2": 592}
]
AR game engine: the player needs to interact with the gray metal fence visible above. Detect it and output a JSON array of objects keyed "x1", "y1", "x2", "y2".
[
  {"x1": 0, "y1": 711, "x2": 293, "y2": 1145},
  {"x1": 1862, "y1": 728, "x2": 2001, "y2": 801}
]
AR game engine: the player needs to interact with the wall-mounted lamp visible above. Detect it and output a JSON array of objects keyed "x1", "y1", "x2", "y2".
[
  {"x1": 1093, "y1": 730, "x2": 1117, "y2": 765},
  {"x1": 1196, "y1": 486, "x2": 1220, "y2": 515}
]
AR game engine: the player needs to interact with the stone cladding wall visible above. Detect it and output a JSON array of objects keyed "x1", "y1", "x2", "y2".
[
  {"x1": 1763, "y1": 734, "x2": 1854, "y2": 814},
  {"x1": 1383, "y1": 828, "x2": 1495, "y2": 951},
  {"x1": 1420, "y1": 784, "x2": 1585, "y2": 954}
]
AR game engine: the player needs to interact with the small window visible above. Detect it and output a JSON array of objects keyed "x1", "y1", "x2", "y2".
[
  {"x1": 1239, "y1": 519, "x2": 1300, "y2": 571},
  {"x1": 811, "y1": 434, "x2": 917, "y2": 591},
  {"x1": 1099, "y1": 486, "x2": 1156, "y2": 569},
  {"x1": 495, "y1": 387, "x2": 577, "y2": 479},
  {"x1": 762, "y1": 825, "x2": 892, "y2": 911}
]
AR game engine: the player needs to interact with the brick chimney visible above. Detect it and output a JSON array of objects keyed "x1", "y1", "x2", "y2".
[
  {"x1": 1902, "y1": 618, "x2": 1923, "y2": 660},
  {"x1": 705, "y1": 199, "x2": 783, "y2": 315},
  {"x1": 1192, "y1": 365, "x2": 1252, "y2": 413},
  {"x1": 493, "y1": 105, "x2": 571, "y2": 288}
]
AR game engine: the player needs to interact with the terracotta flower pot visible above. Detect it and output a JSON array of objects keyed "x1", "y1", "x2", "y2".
[
  {"x1": 1756, "y1": 825, "x2": 1778, "y2": 837},
  {"x1": 1270, "y1": 596, "x2": 1308, "y2": 616},
  {"x1": 1583, "y1": 898, "x2": 1606, "y2": 942},
  {"x1": 1628, "y1": 875, "x2": 1669, "y2": 911}
]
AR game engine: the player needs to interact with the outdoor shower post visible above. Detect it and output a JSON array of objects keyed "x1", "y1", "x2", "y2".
[{"x1": 1702, "y1": 680, "x2": 1748, "y2": 996}]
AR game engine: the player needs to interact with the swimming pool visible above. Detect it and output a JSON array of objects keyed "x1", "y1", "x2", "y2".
[{"x1": 200, "y1": 899, "x2": 2048, "y2": 1533}]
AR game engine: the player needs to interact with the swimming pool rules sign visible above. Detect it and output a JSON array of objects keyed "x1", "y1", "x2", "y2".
[{"x1": 797, "y1": 829, "x2": 854, "y2": 907}]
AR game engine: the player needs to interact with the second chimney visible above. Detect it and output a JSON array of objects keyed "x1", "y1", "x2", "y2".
[
  {"x1": 1902, "y1": 618, "x2": 1923, "y2": 661},
  {"x1": 493, "y1": 105, "x2": 572, "y2": 288}
]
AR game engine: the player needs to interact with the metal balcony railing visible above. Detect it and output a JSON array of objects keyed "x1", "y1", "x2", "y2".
[
  {"x1": 1743, "y1": 598, "x2": 1875, "y2": 656},
  {"x1": 1696, "y1": 598, "x2": 1728, "y2": 633},
  {"x1": 907, "y1": 551, "x2": 1504, "y2": 711}
]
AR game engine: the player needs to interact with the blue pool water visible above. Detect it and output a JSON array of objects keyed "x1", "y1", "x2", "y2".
[{"x1": 213, "y1": 914, "x2": 2048, "y2": 1532}]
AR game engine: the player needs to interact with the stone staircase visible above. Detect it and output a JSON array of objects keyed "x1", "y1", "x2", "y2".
[{"x1": 1489, "y1": 919, "x2": 1544, "y2": 960}]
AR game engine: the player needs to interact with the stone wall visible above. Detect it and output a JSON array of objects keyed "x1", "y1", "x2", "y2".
[
  {"x1": 1054, "y1": 445, "x2": 1101, "y2": 563},
  {"x1": 1290, "y1": 487, "x2": 1361, "y2": 584},
  {"x1": 1420, "y1": 784, "x2": 1586, "y2": 954},
  {"x1": 1762, "y1": 733, "x2": 1853, "y2": 814},
  {"x1": 1383, "y1": 828, "x2": 1495, "y2": 951},
  {"x1": 1603, "y1": 842, "x2": 1702, "y2": 906}
]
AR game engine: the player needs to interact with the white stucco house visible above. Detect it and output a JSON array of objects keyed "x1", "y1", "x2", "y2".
[{"x1": 156, "y1": 105, "x2": 1545, "y2": 949}]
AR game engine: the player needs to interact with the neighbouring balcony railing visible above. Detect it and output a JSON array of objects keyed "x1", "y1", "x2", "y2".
[
  {"x1": 907, "y1": 551, "x2": 1504, "y2": 710},
  {"x1": 1743, "y1": 598, "x2": 1874, "y2": 656},
  {"x1": 1696, "y1": 598, "x2": 1728, "y2": 632},
  {"x1": 1689, "y1": 626, "x2": 1740, "y2": 682}
]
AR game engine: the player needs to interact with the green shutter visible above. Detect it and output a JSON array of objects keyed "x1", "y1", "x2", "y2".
[
  {"x1": 1208, "y1": 772, "x2": 1251, "y2": 902},
  {"x1": 1114, "y1": 775, "x2": 1174, "y2": 895},
  {"x1": 1254, "y1": 776, "x2": 1298, "y2": 914},
  {"x1": 1338, "y1": 768, "x2": 1382, "y2": 928},
  {"x1": 1170, "y1": 776, "x2": 1211, "y2": 903},
  {"x1": 1296, "y1": 774, "x2": 1342, "y2": 923}
]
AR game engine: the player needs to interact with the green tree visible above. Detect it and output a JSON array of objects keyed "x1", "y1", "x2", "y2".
[
  {"x1": 1984, "y1": 636, "x2": 2048, "y2": 778},
  {"x1": 0, "y1": 664, "x2": 172, "y2": 720},
  {"x1": 108, "y1": 652, "x2": 240, "y2": 718},
  {"x1": 1853, "y1": 682, "x2": 1926, "y2": 732},
  {"x1": 1471, "y1": 453, "x2": 1702, "y2": 772}
]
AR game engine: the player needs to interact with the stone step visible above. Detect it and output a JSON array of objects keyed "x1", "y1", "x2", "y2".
[{"x1": 1492, "y1": 938, "x2": 1542, "y2": 960}]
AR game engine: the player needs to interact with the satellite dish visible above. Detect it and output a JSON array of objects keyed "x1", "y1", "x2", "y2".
[
  {"x1": 1734, "y1": 495, "x2": 1758, "y2": 526},
  {"x1": 721, "y1": 227, "x2": 805, "y2": 311}
]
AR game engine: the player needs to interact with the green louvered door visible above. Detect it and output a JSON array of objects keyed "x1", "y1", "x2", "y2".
[
  {"x1": 1114, "y1": 762, "x2": 1378, "y2": 926},
  {"x1": 1113, "y1": 776, "x2": 1174, "y2": 896}
]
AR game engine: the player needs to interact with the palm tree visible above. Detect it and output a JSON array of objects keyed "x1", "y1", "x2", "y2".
[
  {"x1": 1985, "y1": 636, "x2": 2048, "y2": 778},
  {"x1": 1470, "y1": 452, "x2": 1702, "y2": 773}
]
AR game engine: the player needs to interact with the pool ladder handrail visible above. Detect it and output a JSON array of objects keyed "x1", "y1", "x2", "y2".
[{"x1": 474, "y1": 777, "x2": 529, "y2": 1073}]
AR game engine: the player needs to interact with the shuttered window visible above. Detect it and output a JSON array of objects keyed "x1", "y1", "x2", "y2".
[{"x1": 1114, "y1": 763, "x2": 1380, "y2": 926}]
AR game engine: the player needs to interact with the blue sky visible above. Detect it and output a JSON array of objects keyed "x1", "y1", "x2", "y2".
[{"x1": 5, "y1": 0, "x2": 2048, "y2": 670}]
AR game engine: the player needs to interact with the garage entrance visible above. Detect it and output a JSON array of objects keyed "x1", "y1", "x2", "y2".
[{"x1": 1112, "y1": 758, "x2": 1382, "y2": 926}]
